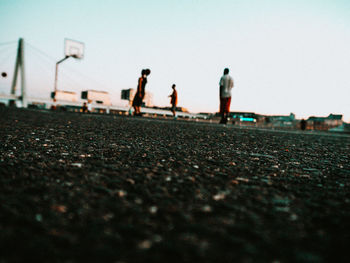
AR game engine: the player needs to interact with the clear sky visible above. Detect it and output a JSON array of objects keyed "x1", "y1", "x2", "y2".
[{"x1": 1, "y1": 0, "x2": 350, "y2": 121}]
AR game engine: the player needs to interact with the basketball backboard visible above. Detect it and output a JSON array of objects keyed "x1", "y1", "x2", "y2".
[{"x1": 65, "y1": 39, "x2": 84, "y2": 59}]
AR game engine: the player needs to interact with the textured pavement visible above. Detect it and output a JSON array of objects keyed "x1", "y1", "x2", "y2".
[{"x1": 1, "y1": 108, "x2": 350, "y2": 262}]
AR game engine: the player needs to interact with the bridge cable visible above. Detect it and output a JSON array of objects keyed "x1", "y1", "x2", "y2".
[{"x1": 0, "y1": 40, "x2": 17, "y2": 47}]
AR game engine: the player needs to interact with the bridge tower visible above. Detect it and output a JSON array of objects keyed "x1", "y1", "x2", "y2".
[{"x1": 10, "y1": 38, "x2": 27, "y2": 107}]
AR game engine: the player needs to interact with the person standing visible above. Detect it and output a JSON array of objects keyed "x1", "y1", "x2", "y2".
[
  {"x1": 219, "y1": 68, "x2": 234, "y2": 124},
  {"x1": 300, "y1": 119, "x2": 307, "y2": 130},
  {"x1": 82, "y1": 102, "x2": 88, "y2": 113},
  {"x1": 169, "y1": 84, "x2": 178, "y2": 117},
  {"x1": 87, "y1": 99, "x2": 92, "y2": 113},
  {"x1": 132, "y1": 68, "x2": 151, "y2": 116}
]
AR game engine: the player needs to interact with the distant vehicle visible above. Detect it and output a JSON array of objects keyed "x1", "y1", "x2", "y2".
[
  {"x1": 51, "y1": 90, "x2": 78, "y2": 102},
  {"x1": 81, "y1": 90, "x2": 111, "y2": 105}
]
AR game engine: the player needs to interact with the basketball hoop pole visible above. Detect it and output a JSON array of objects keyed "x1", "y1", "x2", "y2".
[
  {"x1": 53, "y1": 38, "x2": 84, "y2": 99},
  {"x1": 54, "y1": 55, "x2": 71, "y2": 93}
]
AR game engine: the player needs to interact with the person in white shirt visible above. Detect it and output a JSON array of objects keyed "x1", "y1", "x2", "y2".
[
  {"x1": 87, "y1": 100, "x2": 92, "y2": 113},
  {"x1": 219, "y1": 68, "x2": 234, "y2": 124}
]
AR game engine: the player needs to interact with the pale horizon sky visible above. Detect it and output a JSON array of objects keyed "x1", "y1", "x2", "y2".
[{"x1": 0, "y1": 0, "x2": 349, "y2": 121}]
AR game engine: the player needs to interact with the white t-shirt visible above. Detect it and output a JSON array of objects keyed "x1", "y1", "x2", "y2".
[{"x1": 219, "y1": 74, "x2": 234, "y2": 98}]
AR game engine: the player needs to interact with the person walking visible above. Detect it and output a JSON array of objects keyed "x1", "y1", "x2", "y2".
[
  {"x1": 132, "y1": 68, "x2": 151, "y2": 116},
  {"x1": 219, "y1": 68, "x2": 234, "y2": 124},
  {"x1": 169, "y1": 84, "x2": 178, "y2": 118}
]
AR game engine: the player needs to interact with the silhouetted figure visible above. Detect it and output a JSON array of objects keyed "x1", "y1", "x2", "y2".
[
  {"x1": 132, "y1": 69, "x2": 151, "y2": 116},
  {"x1": 82, "y1": 102, "x2": 88, "y2": 113},
  {"x1": 51, "y1": 98, "x2": 57, "y2": 110},
  {"x1": 9, "y1": 100, "x2": 16, "y2": 107},
  {"x1": 169, "y1": 84, "x2": 178, "y2": 118},
  {"x1": 300, "y1": 119, "x2": 307, "y2": 130},
  {"x1": 219, "y1": 68, "x2": 234, "y2": 124}
]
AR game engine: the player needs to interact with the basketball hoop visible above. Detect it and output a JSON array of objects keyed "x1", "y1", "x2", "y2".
[
  {"x1": 53, "y1": 38, "x2": 85, "y2": 95},
  {"x1": 65, "y1": 39, "x2": 84, "y2": 59}
]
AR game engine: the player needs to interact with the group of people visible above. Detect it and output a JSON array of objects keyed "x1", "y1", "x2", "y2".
[
  {"x1": 132, "y1": 69, "x2": 178, "y2": 118},
  {"x1": 132, "y1": 67, "x2": 234, "y2": 123}
]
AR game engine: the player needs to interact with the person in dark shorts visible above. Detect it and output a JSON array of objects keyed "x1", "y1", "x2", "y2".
[
  {"x1": 219, "y1": 68, "x2": 234, "y2": 124},
  {"x1": 132, "y1": 68, "x2": 151, "y2": 116},
  {"x1": 82, "y1": 102, "x2": 88, "y2": 113},
  {"x1": 169, "y1": 84, "x2": 178, "y2": 117},
  {"x1": 300, "y1": 119, "x2": 307, "y2": 130}
]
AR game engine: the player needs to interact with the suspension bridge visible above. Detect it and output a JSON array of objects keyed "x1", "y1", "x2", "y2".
[{"x1": 0, "y1": 39, "x2": 205, "y2": 118}]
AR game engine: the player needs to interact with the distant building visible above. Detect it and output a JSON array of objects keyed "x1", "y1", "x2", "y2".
[
  {"x1": 51, "y1": 90, "x2": 78, "y2": 102},
  {"x1": 81, "y1": 90, "x2": 111, "y2": 105},
  {"x1": 120, "y1": 88, "x2": 153, "y2": 107},
  {"x1": 143, "y1": 92, "x2": 153, "y2": 107},
  {"x1": 121, "y1": 88, "x2": 134, "y2": 101},
  {"x1": 329, "y1": 123, "x2": 350, "y2": 133},
  {"x1": 264, "y1": 113, "x2": 296, "y2": 127},
  {"x1": 307, "y1": 114, "x2": 343, "y2": 130}
]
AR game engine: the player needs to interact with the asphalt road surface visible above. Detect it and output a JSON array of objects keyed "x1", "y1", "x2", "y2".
[{"x1": 1, "y1": 108, "x2": 349, "y2": 262}]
